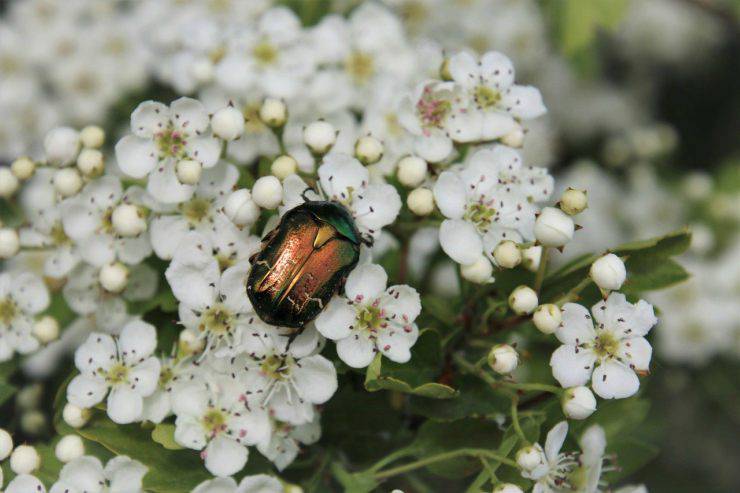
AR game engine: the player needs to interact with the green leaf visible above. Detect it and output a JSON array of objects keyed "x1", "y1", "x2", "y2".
[
  {"x1": 407, "y1": 375, "x2": 508, "y2": 420},
  {"x1": 76, "y1": 414, "x2": 213, "y2": 492},
  {"x1": 421, "y1": 294, "x2": 460, "y2": 328},
  {"x1": 556, "y1": 0, "x2": 630, "y2": 54},
  {"x1": 0, "y1": 381, "x2": 17, "y2": 406},
  {"x1": 364, "y1": 329, "x2": 457, "y2": 399},
  {"x1": 605, "y1": 437, "x2": 659, "y2": 481},
  {"x1": 330, "y1": 462, "x2": 379, "y2": 493},
  {"x1": 151, "y1": 423, "x2": 184, "y2": 450}
]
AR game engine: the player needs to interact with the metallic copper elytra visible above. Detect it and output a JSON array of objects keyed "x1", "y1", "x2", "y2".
[{"x1": 247, "y1": 202, "x2": 361, "y2": 329}]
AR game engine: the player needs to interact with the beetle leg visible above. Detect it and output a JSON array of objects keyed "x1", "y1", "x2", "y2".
[
  {"x1": 361, "y1": 233, "x2": 375, "y2": 248},
  {"x1": 301, "y1": 186, "x2": 317, "y2": 203},
  {"x1": 284, "y1": 328, "x2": 304, "y2": 351}
]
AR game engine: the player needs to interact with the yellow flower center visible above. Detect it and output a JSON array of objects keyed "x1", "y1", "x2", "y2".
[
  {"x1": 592, "y1": 331, "x2": 620, "y2": 359},
  {"x1": 181, "y1": 198, "x2": 211, "y2": 225},
  {"x1": 345, "y1": 51, "x2": 375, "y2": 84},
  {"x1": 0, "y1": 299, "x2": 18, "y2": 325},
  {"x1": 155, "y1": 125, "x2": 188, "y2": 160},
  {"x1": 473, "y1": 85, "x2": 501, "y2": 109},
  {"x1": 253, "y1": 41, "x2": 278, "y2": 66},
  {"x1": 357, "y1": 304, "x2": 383, "y2": 332},
  {"x1": 202, "y1": 408, "x2": 227, "y2": 435},
  {"x1": 464, "y1": 202, "x2": 496, "y2": 233},
  {"x1": 260, "y1": 354, "x2": 293, "y2": 381},
  {"x1": 105, "y1": 363, "x2": 129, "y2": 385},
  {"x1": 200, "y1": 304, "x2": 233, "y2": 335}
]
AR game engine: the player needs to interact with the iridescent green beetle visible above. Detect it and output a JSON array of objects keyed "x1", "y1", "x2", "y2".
[{"x1": 246, "y1": 199, "x2": 363, "y2": 330}]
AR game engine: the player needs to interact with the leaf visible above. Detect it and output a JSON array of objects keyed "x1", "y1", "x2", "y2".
[
  {"x1": 0, "y1": 381, "x2": 17, "y2": 407},
  {"x1": 407, "y1": 375, "x2": 508, "y2": 420},
  {"x1": 330, "y1": 462, "x2": 379, "y2": 493},
  {"x1": 621, "y1": 257, "x2": 689, "y2": 294},
  {"x1": 76, "y1": 414, "x2": 213, "y2": 492},
  {"x1": 421, "y1": 294, "x2": 460, "y2": 328},
  {"x1": 557, "y1": 0, "x2": 630, "y2": 54},
  {"x1": 605, "y1": 437, "x2": 659, "y2": 481},
  {"x1": 151, "y1": 423, "x2": 184, "y2": 450},
  {"x1": 364, "y1": 329, "x2": 457, "y2": 399}
]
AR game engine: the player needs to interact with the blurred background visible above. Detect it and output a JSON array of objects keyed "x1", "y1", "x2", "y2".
[{"x1": 0, "y1": 0, "x2": 738, "y2": 491}]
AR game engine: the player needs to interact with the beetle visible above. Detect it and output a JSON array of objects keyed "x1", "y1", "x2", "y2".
[{"x1": 246, "y1": 197, "x2": 365, "y2": 330}]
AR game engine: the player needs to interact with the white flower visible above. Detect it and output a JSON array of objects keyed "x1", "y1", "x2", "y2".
[
  {"x1": 50, "y1": 455, "x2": 147, "y2": 493},
  {"x1": 561, "y1": 386, "x2": 597, "y2": 420},
  {"x1": 165, "y1": 232, "x2": 259, "y2": 355},
  {"x1": 231, "y1": 325, "x2": 337, "y2": 426},
  {"x1": 9, "y1": 444, "x2": 40, "y2": 474},
  {"x1": 0, "y1": 271, "x2": 49, "y2": 361},
  {"x1": 44, "y1": 126, "x2": 80, "y2": 166},
  {"x1": 590, "y1": 253, "x2": 627, "y2": 292},
  {"x1": 550, "y1": 293, "x2": 657, "y2": 399},
  {"x1": 6, "y1": 474, "x2": 46, "y2": 493},
  {"x1": 67, "y1": 320, "x2": 161, "y2": 424},
  {"x1": 149, "y1": 163, "x2": 243, "y2": 260},
  {"x1": 115, "y1": 97, "x2": 221, "y2": 203},
  {"x1": 60, "y1": 176, "x2": 152, "y2": 268},
  {"x1": 141, "y1": 355, "x2": 197, "y2": 424},
  {"x1": 487, "y1": 343, "x2": 519, "y2": 374},
  {"x1": 433, "y1": 146, "x2": 552, "y2": 268},
  {"x1": 315, "y1": 264, "x2": 420, "y2": 368},
  {"x1": 534, "y1": 207, "x2": 574, "y2": 248},
  {"x1": 280, "y1": 153, "x2": 401, "y2": 241},
  {"x1": 171, "y1": 375, "x2": 271, "y2": 477}
]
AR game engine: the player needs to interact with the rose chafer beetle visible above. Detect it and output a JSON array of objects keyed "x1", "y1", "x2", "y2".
[{"x1": 247, "y1": 198, "x2": 366, "y2": 330}]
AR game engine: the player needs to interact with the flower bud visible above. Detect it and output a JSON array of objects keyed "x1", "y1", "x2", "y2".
[
  {"x1": 509, "y1": 285, "x2": 538, "y2": 315},
  {"x1": 32, "y1": 316, "x2": 59, "y2": 344},
  {"x1": 252, "y1": 176, "x2": 283, "y2": 209},
  {"x1": 589, "y1": 253, "x2": 626, "y2": 291},
  {"x1": 500, "y1": 123, "x2": 525, "y2": 148},
  {"x1": 53, "y1": 168, "x2": 83, "y2": 197},
  {"x1": 21, "y1": 411, "x2": 46, "y2": 435},
  {"x1": 76, "y1": 148, "x2": 104, "y2": 176},
  {"x1": 112, "y1": 203, "x2": 147, "y2": 237},
  {"x1": 683, "y1": 172, "x2": 712, "y2": 201},
  {"x1": 16, "y1": 384, "x2": 43, "y2": 410},
  {"x1": 0, "y1": 428, "x2": 12, "y2": 460},
  {"x1": 44, "y1": 126, "x2": 80, "y2": 165},
  {"x1": 493, "y1": 240, "x2": 521, "y2": 268},
  {"x1": 0, "y1": 168, "x2": 19, "y2": 198},
  {"x1": 532, "y1": 304, "x2": 561, "y2": 334},
  {"x1": 223, "y1": 189, "x2": 260, "y2": 226},
  {"x1": 534, "y1": 207, "x2": 574, "y2": 247},
  {"x1": 55, "y1": 435, "x2": 85, "y2": 463},
  {"x1": 260, "y1": 98, "x2": 288, "y2": 127},
  {"x1": 521, "y1": 245, "x2": 542, "y2": 272},
  {"x1": 487, "y1": 344, "x2": 518, "y2": 374},
  {"x1": 407, "y1": 187, "x2": 435, "y2": 216},
  {"x1": 10, "y1": 444, "x2": 40, "y2": 474},
  {"x1": 516, "y1": 444, "x2": 545, "y2": 472},
  {"x1": 10, "y1": 157, "x2": 35, "y2": 180},
  {"x1": 176, "y1": 159, "x2": 202, "y2": 185},
  {"x1": 562, "y1": 386, "x2": 597, "y2": 420},
  {"x1": 212, "y1": 105, "x2": 245, "y2": 141},
  {"x1": 63, "y1": 403, "x2": 91, "y2": 429},
  {"x1": 191, "y1": 57, "x2": 215, "y2": 84},
  {"x1": 303, "y1": 120, "x2": 336, "y2": 155},
  {"x1": 80, "y1": 125, "x2": 105, "y2": 149},
  {"x1": 0, "y1": 228, "x2": 20, "y2": 259},
  {"x1": 460, "y1": 255, "x2": 493, "y2": 284},
  {"x1": 396, "y1": 155, "x2": 428, "y2": 187},
  {"x1": 559, "y1": 188, "x2": 587, "y2": 215},
  {"x1": 355, "y1": 135, "x2": 383, "y2": 165},
  {"x1": 493, "y1": 484, "x2": 524, "y2": 493},
  {"x1": 99, "y1": 262, "x2": 129, "y2": 293},
  {"x1": 271, "y1": 155, "x2": 298, "y2": 180}
]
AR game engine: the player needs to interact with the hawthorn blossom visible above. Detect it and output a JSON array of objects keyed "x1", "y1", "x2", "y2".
[
  {"x1": 257, "y1": 414, "x2": 322, "y2": 471},
  {"x1": 315, "y1": 263, "x2": 421, "y2": 368},
  {"x1": 0, "y1": 271, "x2": 49, "y2": 361},
  {"x1": 67, "y1": 320, "x2": 161, "y2": 424},
  {"x1": 171, "y1": 375, "x2": 272, "y2": 477},
  {"x1": 550, "y1": 293, "x2": 658, "y2": 399},
  {"x1": 280, "y1": 153, "x2": 401, "y2": 241},
  {"x1": 49, "y1": 455, "x2": 147, "y2": 493},
  {"x1": 115, "y1": 97, "x2": 221, "y2": 203},
  {"x1": 433, "y1": 145, "x2": 552, "y2": 273},
  {"x1": 192, "y1": 474, "x2": 284, "y2": 493}
]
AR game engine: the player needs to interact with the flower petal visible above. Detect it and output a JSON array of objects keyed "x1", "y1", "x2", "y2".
[
  {"x1": 204, "y1": 436, "x2": 248, "y2": 478},
  {"x1": 549, "y1": 345, "x2": 596, "y2": 388},
  {"x1": 314, "y1": 296, "x2": 355, "y2": 340},
  {"x1": 131, "y1": 101, "x2": 170, "y2": 138},
  {"x1": 107, "y1": 387, "x2": 144, "y2": 424},
  {"x1": 119, "y1": 320, "x2": 158, "y2": 364},
  {"x1": 433, "y1": 171, "x2": 466, "y2": 220},
  {"x1": 591, "y1": 361, "x2": 640, "y2": 399},
  {"x1": 171, "y1": 97, "x2": 210, "y2": 134},
  {"x1": 67, "y1": 374, "x2": 108, "y2": 408},
  {"x1": 291, "y1": 355, "x2": 338, "y2": 404},
  {"x1": 336, "y1": 333, "x2": 375, "y2": 368},
  {"x1": 344, "y1": 263, "x2": 387, "y2": 302},
  {"x1": 115, "y1": 135, "x2": 158, "y2": 179},
  {"x1": 439, "y1": 219, "x2": 483, "y2": 265}
]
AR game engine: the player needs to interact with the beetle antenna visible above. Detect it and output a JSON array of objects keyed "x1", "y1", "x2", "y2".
[{"x1": 301, "y1": 187, "x2": 317, "y2": 203}]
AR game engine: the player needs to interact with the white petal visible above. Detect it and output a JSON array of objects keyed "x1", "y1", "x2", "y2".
[
  {"x1": 187, "y1": 137, "x2": 222, "y2": 168},
  {"x1": 314, "y1": 297, "x2": 355, "y2": 340},
  {"x1": 165, "y1": 240, "x2": 220, "y2": 310},
  {"x1": 433, "y1": 171, "x2": 466, "y2": 219},
  {"x1": 58, "y1": 455, "x2": 104, "y2": 491},
  {"x1": 549, "y1": 345, "x2": 596, "y2": 388},
  {"x1": 11, "y1": 272, "x2": 49, "y2": 314},
  {"x1": 336, "y1": 333, "x2": 375, "y2": 368},
  {"x1": 193, "y1": 477, "x2": 238, "y2": 493},
  {"x1": 197, "y1": 162, "x2": 239, "y2": 198},
  {"x1": 7, "y1": 474, "x2": 48, "y2": 493},
  {"x1": 174, "y1": 415, "x2": 208, "y2": 450},
  {"x1": 147, "y1": 160, "x2": 195, "y2": 204},
  {"x1": 74, "y1": 333, "x2": 117, "y2": 373},
  {"x1": 204, "y1": 436, "x2": 248, "y2": 478},
  {"x1": 119, "y1": 320, "x2": 158, "y2": 363},
  {"x1": 219, "y1": 262, "x2": 252, "y2": 314},
  {"x1": 380, "y1": 285, "x2": 421, "y2": 321},
  {"x1": 439, "y1": 219, "x2": 483, "y2": 265},
  {"x1": 84, "y1": 176, "x2": 123, "y2": 209},
  {"x1": 149, "y1": 215, "x2": 189, "y2": 260},
  {"x1": 501, "y1": 85, "x2": 546, "y2": 119},
  {"x1": 291, "y1": 355, "x2": 338, "y2": 404},
  {"x1": 67, "y1": 374, "x2": 108, "y2": 408},
  {"x1": 170, "y1": 97, "x2": 210, "y2": 134},
  {"x1": 318, "y1": 154, "x2": 369, "y2": 202},
  {"x1": 143, "y1": 390, "x2": 172, "y2": 424},
  {"x1": 448, "y1": 51, "x2": 479, "y2": 89},
  {"x1": 591, "y1": 361, "x2": 640, "y2": 399},
  {"x1": 413, "y1": 130, "x2": 452, "y2": 163},
  {"x1": 377, "y1": 324, "x2": 418, "y2": 363},
  {"x1": 107, "y1": 387, "x2": 144, "y2": 423},
  {"x1": 480, "y1": 110, "x2": 516, "y2": 140},
  {"x1": 171, "y1": 381, "x2": 210, "y2": 417},
  {"x1": 448, "y1": 109, "x2": 483, "y2": 143},
  {"x1": 115, "y1": 135, "x2": 158, "y2": 179},
  {"x1": 479, "y1": 51, "x2": 515, "y2": 88},
  {"x1": 619, "y1": 336, "x2": 652, "y2": 372},
  {"x1": 352, "y1": 183, "x2": 401, "y2": 234},
  {"x1": 344, "y1": 263, "x2": 387, "y2": 302},
  {"x1": 129, "y1": 358, "x2": 161, "y2": 397},
  {"x1": 78, "y1": 235, "x2": 116, "y2": 267},
  {"x1": 544, "y1": 421, "x2": 568, "y2": 464},
  {"x1": 61, "y1": 201, "x2": 99, "y2": 242},
  {"x1": 107, "y1": 456, "x2": 147, "y2": 493},
  {"x1": 556, "y1": 303, "x2": 596, "y2": 345},
  {"x1": 237, "y1": 474, "x2": 282, "y2": 493},
  {"x1": 131, "y1": 101, "x2": 170, "y2": 138}
]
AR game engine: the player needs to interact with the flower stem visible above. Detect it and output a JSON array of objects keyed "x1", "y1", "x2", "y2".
[
  {"x1": 373, "y1": 448, "x2": 517, "y2": 480},
  {"x1": 501, "y1": 381, "x2": 562, "y2": 394},
  {"x1": 510, "y1": 396, "x2": 528, "y2": 444},
  {"x1": 553, "y1": 277, "x2": 592, "y2": 305},
  {"x1": 534, "y1": 247, "x2": 549, "y2": 293}
]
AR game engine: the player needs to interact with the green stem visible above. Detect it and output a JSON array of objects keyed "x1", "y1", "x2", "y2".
[
  {"x1": 534, "y1": 247, "x2": 549, "y2": 293},
  {"x1": 510, "y1": 396, "x2": 528, "y2": 444},
  {"x1": 502, "y1": 382, "x2": 562, "y2": 394},
  {"x1": 373, "y1": 448, "x2": 517, "y2": 480},
  {"x1": 553, "y1": 277, "x2": 592, "y2": 305},
  {"x1": 368, "y1": 447, "x2": 416, "y2": 472}
]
